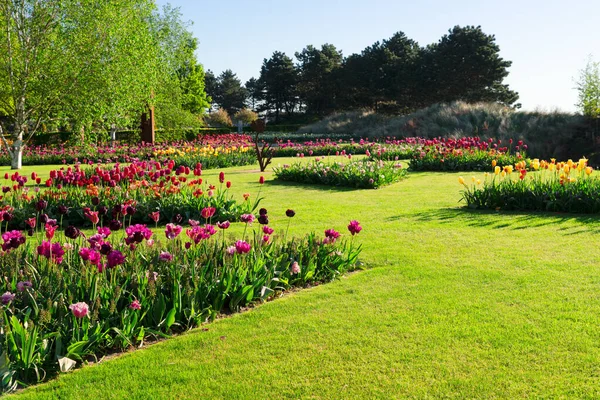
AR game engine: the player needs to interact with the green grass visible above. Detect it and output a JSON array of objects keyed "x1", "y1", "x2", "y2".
[{"x1": 7, "y1": 158, "x2": 600, "y2": 399}]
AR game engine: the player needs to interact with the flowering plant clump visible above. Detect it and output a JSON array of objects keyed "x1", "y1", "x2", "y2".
[
  {"x1": 459, "y1": 157, "x2": 600, "y2": 213},
  {"x1": 273, "y1": 158, "x2": 407, "y2": 189},
  {"x1": 403, "y1": 137, "x2": 527, "y2": 172},
  {"x1": 0, "y1": 204, "x2": 363, "y2": 391}
]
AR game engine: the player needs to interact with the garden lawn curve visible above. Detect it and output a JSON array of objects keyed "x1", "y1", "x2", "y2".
[{"x1": 7, "y1": 157, "x2": 600, "y2": 399}]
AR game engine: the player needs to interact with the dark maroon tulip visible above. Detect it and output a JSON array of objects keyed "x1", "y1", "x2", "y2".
[
  {"x1": 65, "y1": 226, "x2": 81, "y2": 239},
  {"x1": 35, "y1": 200, "x2": 48, "y2": 212},
  {"x1": 109, "y1": 220, "x2": 122, "y2": 231}
]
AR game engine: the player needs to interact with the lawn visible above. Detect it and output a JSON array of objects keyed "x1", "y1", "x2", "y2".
[{"x1": 7, "y1": 157, "x2": 600, "y2": 399}]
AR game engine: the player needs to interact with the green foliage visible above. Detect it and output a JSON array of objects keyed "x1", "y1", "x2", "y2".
[
  {"x1": 151, "y1": 5, "x2": 209, "y2": 131},
  {"x1": 576, "y1": 57, "x2": 600, "y2": 119},
  {"x1": 274, "y1": 158, "x2": 407, "y2": 188}
]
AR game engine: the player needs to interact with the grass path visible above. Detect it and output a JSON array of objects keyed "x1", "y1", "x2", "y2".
[{"x1": 7, "y1": 158, "x2": 600, "y2": 399}]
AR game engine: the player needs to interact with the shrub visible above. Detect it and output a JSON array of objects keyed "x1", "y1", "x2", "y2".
[
  {"x1": 233, "y1": 109, "x2": 259, "y2": 125},
  {"x1": 205, "y1": 109, "x2": 233, "y2": 128},
  {"x1": 274, "y1": 158, "x2": 407, "y2": 189}
]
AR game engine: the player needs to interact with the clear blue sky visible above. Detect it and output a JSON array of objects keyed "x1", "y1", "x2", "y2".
[{"x1": 157, "y1": 0, "x2": 599, "y2": 112}]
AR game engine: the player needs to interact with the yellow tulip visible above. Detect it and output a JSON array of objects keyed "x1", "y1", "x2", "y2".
[
  {"x1": 494, "y1": 166, "x2": 500, "y2": 175},
  {"x1": 476, "y1": 179, "x2": 482, "y2": 185},
  {"x1": 586, "y1": 166, "x2": 593, "y2": 175},
  {"x1": 492, "y1": 160, "x2": 497, "y2": 167},
  {"x1": 458, "y1": 176, "x2": 465, "y2": 185}
]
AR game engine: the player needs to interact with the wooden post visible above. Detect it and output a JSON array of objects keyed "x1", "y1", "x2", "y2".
[{"x1": 141, "y1": 106, "x2": 155, "y2": 144}]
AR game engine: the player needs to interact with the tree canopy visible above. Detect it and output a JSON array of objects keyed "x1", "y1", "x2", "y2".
[
  {"x1": 206, "y1": 25, "x2": 519, "y2": 122},
  {"x1": 0, "y1": 0, "x2": 210, "y2": 168}
]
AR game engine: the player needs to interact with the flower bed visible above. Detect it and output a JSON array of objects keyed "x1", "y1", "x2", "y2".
[
  {"x1": 273, "y1": 158, "x2": 407, "y2": 189},
  {"x1": 1, "y1": 161, "x2": 256, "y2": 230},
  {"x1": 459, "y1": 158, "x2": 599, "y2": 213},
  {"x1": 272, "y1": 138, "x2": 373, "y2": 158},
  {"x1": 0, "y1": 206, "x2": 363, "y2": 391},
  {"x1": 0, "y1": 134, "x2": 254, "y2": 167},
  {"x1": 370, "y1": 137, "x2": 526, "y2": 172}
]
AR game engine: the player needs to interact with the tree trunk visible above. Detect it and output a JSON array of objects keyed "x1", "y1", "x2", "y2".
[{"x1": 10, "y1": 140, "x2": 23, "y2": 170}]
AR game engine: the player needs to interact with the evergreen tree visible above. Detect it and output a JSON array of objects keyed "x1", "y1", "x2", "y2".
[
  {"x1": 258, "y1": 51, "x2": 298, "y2": 123},
  {"x1": 426, "y1": 25, "x2": 519, "y2": 107},
  {"x1": 295, "y1": 44, "x2": 343, "y2": 115}
]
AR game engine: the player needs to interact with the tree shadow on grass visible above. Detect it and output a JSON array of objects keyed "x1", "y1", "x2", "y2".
[{"x1": 389, "y1": 207, "x2": 600, "y2": 235}]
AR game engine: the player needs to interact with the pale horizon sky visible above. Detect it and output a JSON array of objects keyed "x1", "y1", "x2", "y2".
[{"x1": 157, "y1": 0, "x2": 599, "y2": 112}]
